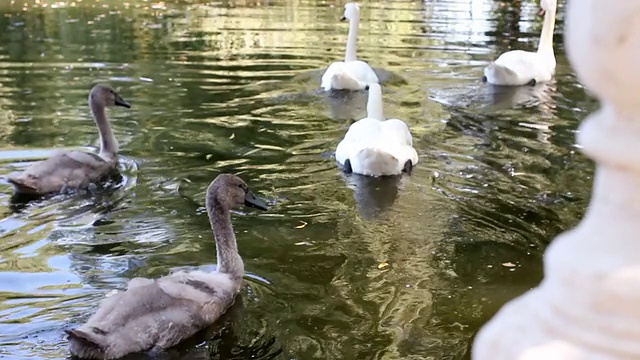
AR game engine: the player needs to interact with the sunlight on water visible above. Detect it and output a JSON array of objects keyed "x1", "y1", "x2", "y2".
[{"x1": 0, "y1": 0, "x2": 595, "y2": 359}]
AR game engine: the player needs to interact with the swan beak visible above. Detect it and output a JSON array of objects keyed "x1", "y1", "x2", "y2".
[
  {"x1": 244, "y1": 190, "x2": 268, "y2": 211},
  {"x1": 340, "y1": 16, "x2": 347, "y2": 21},
  {"x1": 115, "y1": 95, "x2": 131, "y2": 108},
  {"x1": 537, "y1": 7, "x2": 546, "y2": 16}
]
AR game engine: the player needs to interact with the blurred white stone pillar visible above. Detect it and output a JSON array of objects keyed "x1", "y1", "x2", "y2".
[{"x1": 473, "y1": 1, "x2": 640, "y2": 359}]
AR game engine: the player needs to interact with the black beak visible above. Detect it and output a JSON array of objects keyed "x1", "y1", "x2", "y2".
[
  {"x1": 244, "y1": 190, "x2": 268, "y2": 211},
  {"x1": 537, "y1": 7, "x2": 546, "y2": 16},
  {"x1": 340, "y1": 16, "x2": 347, "y2": 21},
  {"x1": 115, "y1": 95, "x2": 131, "y2": 108}
]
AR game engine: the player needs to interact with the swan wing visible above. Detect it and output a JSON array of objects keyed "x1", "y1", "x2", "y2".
[
  {"x1": 321, "y1": 62, "x2": 345, "y2": 90},
  {"x1": 67, "y1": 281, "x2": 199, "y2": 359},
  {"x1": 336, "y1": 118, "x2": 382, "y2": 165},
  {"x1": 343, "y1": 60, "x2": 379, "y2": 85},
  {"x1": 157, "y1": 271, "x2": 238, "y2": 312},
  {"x1": 380, "y1": 119, "x2": 419, "y2": 167},
  {"x1": 67, "y1": 271, "x2": 240, "y2": 359},
  {"x1": 321, "y1": 61, "x2": 379, "y2": 91},
  {"x1": 8, "y1": 150, "x2": 114, "y2": 195},
  {"x1": 382, "y1": 119, "x2": 414, "y2": 147}
]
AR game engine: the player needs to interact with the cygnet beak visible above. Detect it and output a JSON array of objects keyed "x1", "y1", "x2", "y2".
[
  {"x1": 114, "y1": 95, "x2": 131, "y2": 108},
  {"x1": 244, "y1": 190, "x2": 268, "y2": 211}
]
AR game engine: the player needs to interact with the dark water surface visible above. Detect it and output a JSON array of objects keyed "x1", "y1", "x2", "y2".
[{"x1": 0, "y1": 0, "x2": 596, "y2": 359}]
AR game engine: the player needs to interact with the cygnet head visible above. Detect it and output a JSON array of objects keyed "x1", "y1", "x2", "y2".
[
  {"x1": 89, "y1": 84, "x2": 131, "y2": 109},
  {"x1": 340, "y1": 2, "x2": 360, "y2": 22},
  {"x1": 206, "y1": 174, "x2": 268, "y2": 213},
  {"x1": 538, "y1": 0, "x2": 557, "y2": 16}
]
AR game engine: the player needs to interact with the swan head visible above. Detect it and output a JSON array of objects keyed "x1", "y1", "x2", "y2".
[
  {"x1": 206, "y1": 174, "x2": 268, "y2": 212},
  {"x1": 89, "y1": 84, "x2": 130, "y2": 109},
  {"x1": 340, "y1": 2, "x2": 360, "y2": 22},
  {"x1": 364, "y1": 83, "x2": 384, "y2": 120},
  {"x1": 538, "y1": 0, "x2": 557, "y2": 16},
  {"x1": 364, "y1": 83, "x2": 381, "y2": 93}
]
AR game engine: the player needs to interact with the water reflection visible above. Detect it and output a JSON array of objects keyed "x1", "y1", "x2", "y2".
[
  {"x1": 481, "y1": 82, "x2": 556, "y2": 110},
  {"x1": 323, "y1": 89, "x2": 369, "y2": 121},
  {"x1": 430, "y1": 79, "x2": 557, "y2": 113},
  {"x1": 0, "y1": 0, "x2": 593, "y2": 359},
  {"x1": 341, "y1": 173, "x2": 406, "y2": 220}
]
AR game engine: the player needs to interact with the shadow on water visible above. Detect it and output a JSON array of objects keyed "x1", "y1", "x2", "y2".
[
  {"x1": 322, "y1": 89, "x2": 370, "y2": 121},
  {"x1": 7, "y1": 170, "x2": 125, "y2": 213},
  {"x1": 431, "y1": 80, "x2": 557, "y2": 114},
  {"x1": 340, "y1": 172, "x2": 406, "y2": 220}
]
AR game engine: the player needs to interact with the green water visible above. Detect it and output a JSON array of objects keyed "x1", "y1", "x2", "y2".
[{"x1": 0, "y1": 0, "x2": 596, "y2": 359}]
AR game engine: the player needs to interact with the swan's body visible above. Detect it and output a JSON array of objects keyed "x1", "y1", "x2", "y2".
[
  {"x1": 66, "y1": 174, "x2": 268, "y2": 359},
  {"x1": 335, "y1": 83, "x2": 418, "y2": 176},
  {"x1": 67, "y1": 271, "x2": 238, "y2": 360},
  {"x1": 7, "y1": 84, "x2": 130, "y2": 195},
  {"x1": 483, "y1": 0, "x2": 557, "y2": 86},
  {"x1": 321, "y1": 3, "x2": 378, "y2": 91}
]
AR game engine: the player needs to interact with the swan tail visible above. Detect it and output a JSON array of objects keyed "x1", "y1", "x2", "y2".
[
  {"x1": 328, "y1": 72, "x2": 364, "y2": 91},
  {"x1": 353, "y1": 148, "x2": 401, "y2": 176},
  {"x1": 484, "y1": 62, "x2": 521, "y2": 86},
  {"x1": 7, "y1": 173, "x2": 39, "y2": 194},
  {"x1": 66, "y1": 328, "x2": 107, "y2": 359}
]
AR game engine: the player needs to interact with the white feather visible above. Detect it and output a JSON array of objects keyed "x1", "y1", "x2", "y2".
[{"x1": 335, "y1": 84, "x2": 418, "y2": 176}]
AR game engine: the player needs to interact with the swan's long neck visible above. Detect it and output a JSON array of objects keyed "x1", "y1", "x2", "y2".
[
  {"x1": 367, "y1": 88, "x2": 384, "y2": 120},
  {"x1": 208, "y1": 201, "x2": 244, "y2": 278},
  {"x1": 90, "y1": 100, "x2": 118, "y2": 160},
  {"x1": 344, "y1": 16, "x2": 359, "y2": 62},
  {"x1": 536, "y1": 6, "x2": 557, "y2": 59}
]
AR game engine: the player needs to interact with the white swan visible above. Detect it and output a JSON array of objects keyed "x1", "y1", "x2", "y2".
[
  {"x1": 483, "y1": 0, "x2": 557, "y2": 86},
  {"x1": 321, "y1": 3, "x2": 379, "y2": 91},
  {"x1": 335, "y1": 83, "x2": 418, "y2": 176}
]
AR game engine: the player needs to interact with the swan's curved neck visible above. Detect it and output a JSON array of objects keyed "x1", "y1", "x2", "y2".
[
  {"x1": 208, "y1": 201, "x2": 244, "y2": 278},
  {"x1": 537, "y1": 6, "x2": 557, "y2": 58},
  {"x1": 344, "y1": 16, "x2": 359, "y2": 62},
  {"x1": 367, "y1": 88, "x2": 384, "y2": 120},
  {"x1": 90, "y1": 100, "x2": 118, "y2": 159}
]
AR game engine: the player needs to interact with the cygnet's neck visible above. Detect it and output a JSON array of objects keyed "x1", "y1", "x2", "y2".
[
  {"x1": 344, "y1": 16, "x2": 360, "y2": 62},
  {"x1": 90, "y1": 100, "x2": 119, "y2": 160},
  {"x1": 537, "y1": 6, "x2": 557, "y2": 60},
  {"x1": 367, "y1": 87, "x2": 385, "y2": 120},
  {"x1": 208, "y1": 199, "x2": 244, "y2": 278}
]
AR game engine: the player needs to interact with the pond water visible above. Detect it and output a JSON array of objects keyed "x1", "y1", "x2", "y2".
[{"x1": 0, "y1": 0, "x2": 597, "y2": 359}]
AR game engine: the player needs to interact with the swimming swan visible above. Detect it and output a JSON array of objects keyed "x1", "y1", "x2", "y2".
[
  {"x1": 483, "y1": 0, "x2": 557, "y2": 86},
  {"x1": 65, "y1": 174, "x2": 268, "y2": 359},
  {"x1": 335, "y1": 83, "x2": 418, "y2": 176},
  {"x1": 7, "y1": 84, "x2": 130, "y2": 196},
  {"x1": 320, "y1": 2, "x2": 379, "y2": 91}
]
